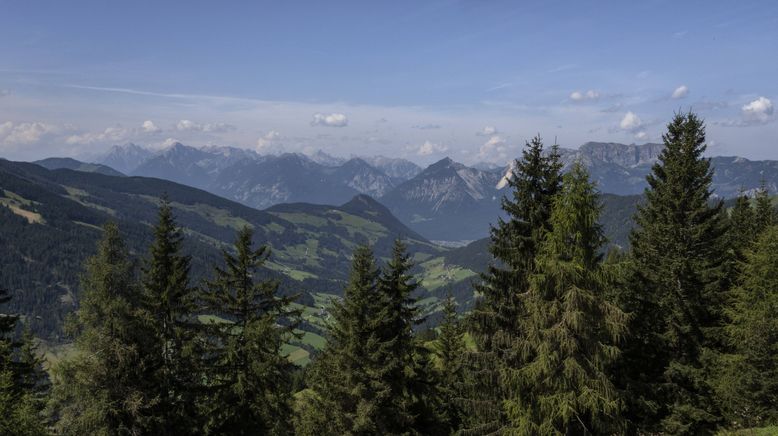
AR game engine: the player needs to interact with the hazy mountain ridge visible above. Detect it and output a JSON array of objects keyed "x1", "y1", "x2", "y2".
[
  {"x1": 380, "y1": 157, "x2": 503, "y2": 240},
  {"x1": 99, "y1": 143, "x2": 154, "y2": 174},
  {"x1": 359, "y1": 155, "x2": 423, "y2": 181},
  {"x1": 97, "y1": 144, "x2": 420, "y2": 209},
  {"x1": 90, "y1": 141, "x2": 778, "y2": 241},
  {"x1": 33, "y1": 157, "x2": 125, "y2": 177}
]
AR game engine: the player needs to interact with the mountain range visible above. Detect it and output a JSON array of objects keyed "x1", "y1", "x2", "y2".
[
  {"x1": 6, "y1": 154, "x2": 773, "y2": 357},
  {"x1": 38, "y1": 141, "x2": 778, "y2": 241}
]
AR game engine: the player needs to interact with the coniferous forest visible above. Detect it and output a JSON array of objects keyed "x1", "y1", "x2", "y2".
[{"x1": 3, "y1": 112, "x2": 778, "y2": 435}]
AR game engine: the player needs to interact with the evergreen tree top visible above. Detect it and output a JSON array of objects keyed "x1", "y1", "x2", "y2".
[{"x1": 544, "y1": 161, "x2": 606, "y2": 268}]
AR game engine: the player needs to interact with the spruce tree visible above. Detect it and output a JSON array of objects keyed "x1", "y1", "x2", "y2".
[
  {"x1": 754, "y1": 182, "x2": 776, "y2": 232},
  {"x1": 0, "y1": 288, "x2": 47, "y2": 436},
  {"x1": 375, "y1": 239, "x2": 431, "y2": 433},
  {"x1": 309, "y1": 245, "x2": 394, "y2": 435},
  {"x1": 198, "y1": 226, "x2": 298, "y2": 435},
  {"x1": 139, "y1": 198, "x2": 199, "y2": 433},
  {"x1": 728, "y1": 192, "x2": 757, "y2": 259},
  {"x1": 463, "y1": 135, "x2": 562, "y2": 432},
  {"x1": 504, "y1": 162, "x2": 627, "y2": 434},
  {"x1": 435, "y1": 293, "x2": 466, "y2": 433},
  {"x1": 715, "y1": 226, "x2": 778, "y2": 427},
  {"x1": 620, "y1": 112, "x2": 729, "y2": 434},
  {"x1": 50, "y1": 221, "x2": 152, "y2": 434}
]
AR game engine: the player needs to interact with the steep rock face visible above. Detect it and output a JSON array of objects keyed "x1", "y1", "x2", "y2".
[
  {"x1": 99, "y1": 143, "x2": 154, "y2": 174},
  {"x1": 360, "y1": 155, "x2": 422, "y2": 182},
  {"x1": 100, "y1": 144, "x2": 407, "y2": 210},
  {"x1": 577, "y1": 142, "x2": 664, "y2": 167},
  {"x1": 198, "y1": 145, "x2": 263, "y2": 174},
  {"x1": 131, "y1": 142, "x2": 215, "y2": 189},
  {"x1": 710, "y1": 156, "x2": 778, "y2": 197},
  {"x1": 212, "y1": 153, "x2": 362, "y2": 209},
  {"x1": 306, "y1": 150, "x2": 347, "y2": 167},
  {"x1": 518, "y1": 142, "x2": 666, "y2": 195},
  {"x1": 380, "y1": 157, "x2": 503, "y2": 240},
  {"x1": 328, "y1": 158, "x2": 396, "y2": 199},
  {"x1": 382, "y1": 158, "x2": 492, "y2": 211}
]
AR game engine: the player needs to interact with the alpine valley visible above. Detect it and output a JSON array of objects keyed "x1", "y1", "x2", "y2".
[
  {"x1": 0, "y1": 140, "x2": 775, "y2": 365},
  {"x1": 97, "y1": 141, "x2": 778, "y2": 241}
]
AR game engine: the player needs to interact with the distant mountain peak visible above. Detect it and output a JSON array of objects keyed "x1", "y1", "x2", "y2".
[
  {"x1": 359, "y1": 155, "x2": 422, "y2": 181},
  {"x1": 99, "y1": 142, "x2": 154, "y2": 174},
  {"x1": 343, "y1": 193, "x2": 383, "y2": 209},
  {"x1": 162, "y1": 141, "x2": 191, "y2": 153},
  {"x1": 434, "y1": 156, "x2": 456, "y2": 166},
  {"x1": 340, "y1": 194, "x2": 429, "y2": 242},
  {"x1": 307, "y1": 149, "x2": 346, "y2": 166},
  {"x1": 576, "y1": 141, "x2": 664, "y2": 167}
]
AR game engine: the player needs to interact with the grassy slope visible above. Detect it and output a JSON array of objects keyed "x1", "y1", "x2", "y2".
[
  {"x1": 1, "y1": 161, "x2": 483, "y2": 363},
  {"x1": 4, "y1": 160, "x2": 665, "y2": 366}
]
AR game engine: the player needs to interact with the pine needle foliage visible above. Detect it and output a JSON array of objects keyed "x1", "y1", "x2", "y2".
[
  {"x1": 715, "y1": 226, "x2": 778, "y2": 428},
  {"x1": 462, "y1": 135, "x2": 563, "y2": 433},
  {"x1": 620, "y1": 112, "x2": 729, "y2": 434},
  {"x1": 50, "y1": 222, "x2": 152, "y2": 435},
  {"x1": 198, "y1": 226, "x2": 299, "y2": 435},
  {"x1": 504, "y1": 162, "x2": 627, "y2": 435},
  {"x1": 139, "y1": 198, "x2": 200, "y2": 433}
]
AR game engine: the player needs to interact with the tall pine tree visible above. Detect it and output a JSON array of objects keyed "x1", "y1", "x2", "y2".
[
  {"x1": 463, "y1": 135, "x2": 562, "y2": 433},
  {"x1": 620, "y1": 112, "x2": 729, "y2": 434},
  {"x1": 435, "y1": 293, "x2": 466, "y2": 434},
  {"x1": 728, "y1": 192, "x2": 757, "y2": 260},
  {"x1": 198, "y1": 226, "x2": 298, "y2": 435},
  {"x1": 0, "y1": 287, "x2": 47, "y2": 436},
  {"x1": 50, "y1": 222, "x2": 151, "y2": 434},
  {"x1": 754, "y1": 182, "x2": 776, "y2": 232},
  {"x1": 375, "y1": 239, "x2": 433, "y2": 433},
  {"x1": 715, "y1": 225, "x2": 778, "y2": 428},
  {"x1": 504, "y1": 162, "x2": 627, "y2": 434},
  {"x1": 139, "y1": 198, "x2": 199, "y2": 433},
  {"x1": 308, "y1": 245, "x2": 395, "y2": 435}
]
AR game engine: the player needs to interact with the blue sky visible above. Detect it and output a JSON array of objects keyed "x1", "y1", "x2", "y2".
[{"x1": 0, "y1": 0, "x2": 776, "y2": 163}]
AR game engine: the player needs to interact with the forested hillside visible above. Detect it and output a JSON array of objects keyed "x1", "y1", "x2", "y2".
[
  {"x1": 2, "y1": 113, "x2": 778, "y2": 434},
  {"x1": 0, "y1": 160, "x2": 446, "y2": 341}
]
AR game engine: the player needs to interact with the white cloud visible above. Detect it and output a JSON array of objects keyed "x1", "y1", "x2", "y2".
[
  {"x1": 417, "y1": 140, "x2": 448, "y2": 156},
  {"x1": 175, "y1": 119, "x2": 235, "y2": 133},
  {"x1": 65, "y1": 126, "x2": 130, "y2": 145},
  {"x1": 570, "y1": 90, "x2": 600, "y2": 102},
  {"x1": 0, "y1": 89, "x2": 9, "y2": 97},
  {"x1": 142, "y1": 120, "x2": 161, "y2": 133},
  {"x1": 311, "y1": 113, "x2": 348, "y2": 127},
  {"x1": 476, "y1": 126, "x2": 498, "y2": 136},
  {"x1": 412, "y1": 124, "x2": 441, "y2": 130},
  {"x1": 742, "y1": 97, "x2": 774, "y2": 124},
  {"x1": 619, "y1": 111, "x2": 648, "y2": 139},
  {"x1": 0, "y1": 121, "x2": 58, "y2": 145},
  {"x1": 620, "y1": 111, "x2": 643, "y2": 131},
  {"x1": 478, "y1": 135, "x2": 512, "y2": 162},
  {"x1": 256, "y1": 130, "x2": 282, "y2": 153},
  {"x1": 0, "y1": 121, "x2": 12, "y2": 138},
  {"x1": 161, "y1": 138, "x2": 181, "y2": 148},
  {"x1": 671, "y1": 85, "x2": 689, "y2": 99}
]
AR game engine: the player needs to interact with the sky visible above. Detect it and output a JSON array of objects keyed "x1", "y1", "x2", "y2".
[{"x1": 0, "y1": 0, "x2": 777, "y2": 164}]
